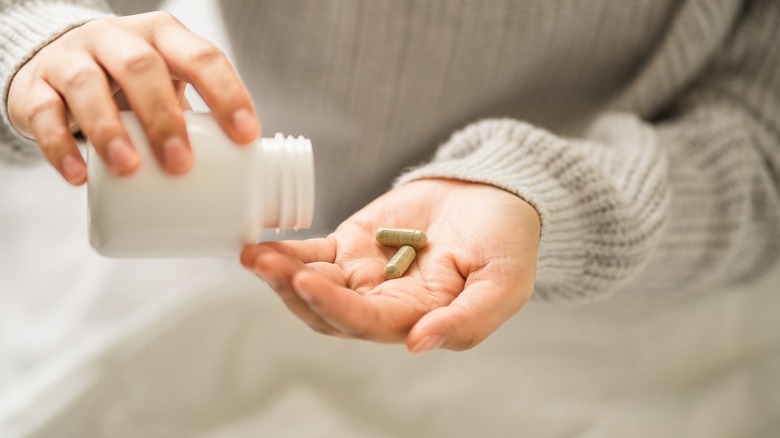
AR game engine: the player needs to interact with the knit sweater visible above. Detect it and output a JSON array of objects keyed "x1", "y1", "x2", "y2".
[{"x1": 1, "y1": 0, "x2": 778, "y2": 303}]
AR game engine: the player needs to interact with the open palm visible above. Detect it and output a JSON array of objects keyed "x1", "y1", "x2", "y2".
[{"x1": 241, "y1": 179, "x2": 540, "y2": 353}]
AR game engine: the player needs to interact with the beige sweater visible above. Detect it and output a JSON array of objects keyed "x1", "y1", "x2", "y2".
[{"x1": 1, "y1": 0, "x2": 779, "y2": 303}]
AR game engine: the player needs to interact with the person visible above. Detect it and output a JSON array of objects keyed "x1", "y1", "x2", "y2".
[{"x1": 1, "y1": 0, "x2": 779, "y2": 434}]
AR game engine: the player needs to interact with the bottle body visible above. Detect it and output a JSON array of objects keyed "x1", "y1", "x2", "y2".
[{"x1": 87, "y1": 112, "x2": 314, "y2": 257}]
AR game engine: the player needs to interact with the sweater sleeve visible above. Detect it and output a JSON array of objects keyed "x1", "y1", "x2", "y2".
[
  {"x1": 396, "y1": 0, "x2": 780, "y2": 302},
  {"x1": 0, "y1": 0, "x2": 112, "y2": 164}
]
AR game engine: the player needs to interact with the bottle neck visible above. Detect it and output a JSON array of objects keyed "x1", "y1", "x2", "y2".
[{"x1": 256, "y1": 134, "x2": 315, "y2": 231}]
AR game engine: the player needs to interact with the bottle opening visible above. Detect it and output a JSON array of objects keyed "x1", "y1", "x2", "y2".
[{"x1": 260, "y1": 134, "x2": 315, "y2": 231}]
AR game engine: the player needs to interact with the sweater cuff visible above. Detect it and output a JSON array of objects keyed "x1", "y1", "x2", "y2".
[
  {"x1": 395, "y1": 120, "x2": 561, "y2": 234},
  {"x1": 1, "y1": 1, "x2": 112, "y2": 163},
  {"x1": 395, "y1": 118, "x2": 667, "y2": 303}
]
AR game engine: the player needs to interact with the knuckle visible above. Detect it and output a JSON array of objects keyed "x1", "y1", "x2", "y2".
[
  {"x1": 26, "y1": 97, "x2": 61, "y2": 126},
  {"x1": 149, "y1": 10, "x2": 177, "y2": 24},
  {"x1": 121, "y1": 50, "x2": 162, "y2": 74},
  {"x1": 149, "y1": 11, "x2": 181, "y2": 35},
  {"x1": 84, "y1": 17, "x2": 113, "y2": 32},
  {"x1": 146, "y1": 107, "x2": 184, "y2": 138},
  {"x1": 61, "y1": 64, "x2": 102, "y2": 90},
  {"x1": 188, "y1": 43, "x2": 226, "y2": 66},
  {"x1": 37, "y1": 127, "x2": 71, "y2": 154},
  {"x1": 86, "y1": 118, "x2": 121, "y2": 143}
]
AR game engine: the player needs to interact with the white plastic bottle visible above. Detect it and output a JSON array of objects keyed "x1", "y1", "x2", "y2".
[{"x1": 87, "y1": 112, "x2": 314, "y2": 257}]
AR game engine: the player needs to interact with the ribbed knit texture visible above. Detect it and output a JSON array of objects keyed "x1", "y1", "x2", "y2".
[
  {"x1": 398, "y1": 1, "x2": 780, "y2": 301},
  {"x1": 1, "y1": 0, "x2": 779, "y2": 302}
]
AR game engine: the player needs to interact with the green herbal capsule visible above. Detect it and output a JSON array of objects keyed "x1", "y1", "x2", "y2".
[
  {"x1": 375, "y1": 227, "x2": 428, "y2": 249},
  {"x1": 384, "y1": 245, "x2": 416, "y2": 279}
]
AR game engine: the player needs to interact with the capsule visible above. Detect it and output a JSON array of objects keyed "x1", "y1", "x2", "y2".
[
  {"x1": 384, "y1": 245, "x2": 416, "y2": 279},
  {"x1": 375, "y1": 228, "x2": 428, "y2": 249}
]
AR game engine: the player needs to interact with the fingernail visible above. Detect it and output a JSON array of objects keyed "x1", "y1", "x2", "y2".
[
  {"x1": 61, "y1": 154, "x2": 86, "y2": 183},
  {"x1": 232, "y1": 108, "x2": 258, "y2": 139},
  {"x1": 163, "y1": 136, "x2": 192, "y2": 172},
  {"x1": 411, "y1": 335, "x2": 445, "y2": 354},
  {"x1": 106, "y1": 138, "x2": 137, "y2": 170}
]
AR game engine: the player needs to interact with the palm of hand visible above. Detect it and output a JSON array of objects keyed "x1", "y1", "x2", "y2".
[{"x1": 241, "y1": 179, "x2": 540, "y2": 352}]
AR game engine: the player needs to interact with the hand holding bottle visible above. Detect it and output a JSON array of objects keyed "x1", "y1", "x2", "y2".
[{"x1": 7, "y1": 11, "x2": 260, "y2": 185}]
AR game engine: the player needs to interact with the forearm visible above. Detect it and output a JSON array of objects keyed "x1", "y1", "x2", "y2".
[{"x1": 628, "y1": 92, "x2": 779, "y2": 294}]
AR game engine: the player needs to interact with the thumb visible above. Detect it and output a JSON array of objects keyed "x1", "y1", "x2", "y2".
[{"x1": 406, "y1": 269, "x2": 533, "y2": 353}]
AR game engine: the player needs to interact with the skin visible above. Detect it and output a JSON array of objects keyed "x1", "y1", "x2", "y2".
[
  {"x1": 7, "y1": 12, "x2": 260, "y2": 185},
  {"x1": 8, "y1": 13, "x2": 541, "y2": 353},
  {"x1": 241, "y1": 179, "x2": 541, "y2": 353}
]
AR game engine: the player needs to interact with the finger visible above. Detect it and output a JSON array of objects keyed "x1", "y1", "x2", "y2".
[
  {"x1": 241, "y1": 237, "x2": 337, "y2": 267},
  {"x1": 24, "y1": 81, "x2": 87, "y2": 185},
  {"x1": 43, "y1": 50, "x2": 140, "y2": 177},
  {"x1": 89, "y1": 25, "x2": 192, "y2": 174},
  {"x1": 248, "y1": 248, "x2": 345, "y2": 288},
  {"x1": 246, "y1": 247, "x2": 346, "y2": 297},
  {"x1": 151, "y1": 17, "x2": 260, "y2": 144},
  {"x1": 252, "y1": 250, "x2": 340, "y2": 336},
  {"x1": 112, "y1": 83, "x2": 188, "y2": 111},
  {"x1": 292, "y1": 270, "x2": 415, "y2": 343},
  {"x1": 406, "y1": 272, "x2": 532, "y2": 354}
]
